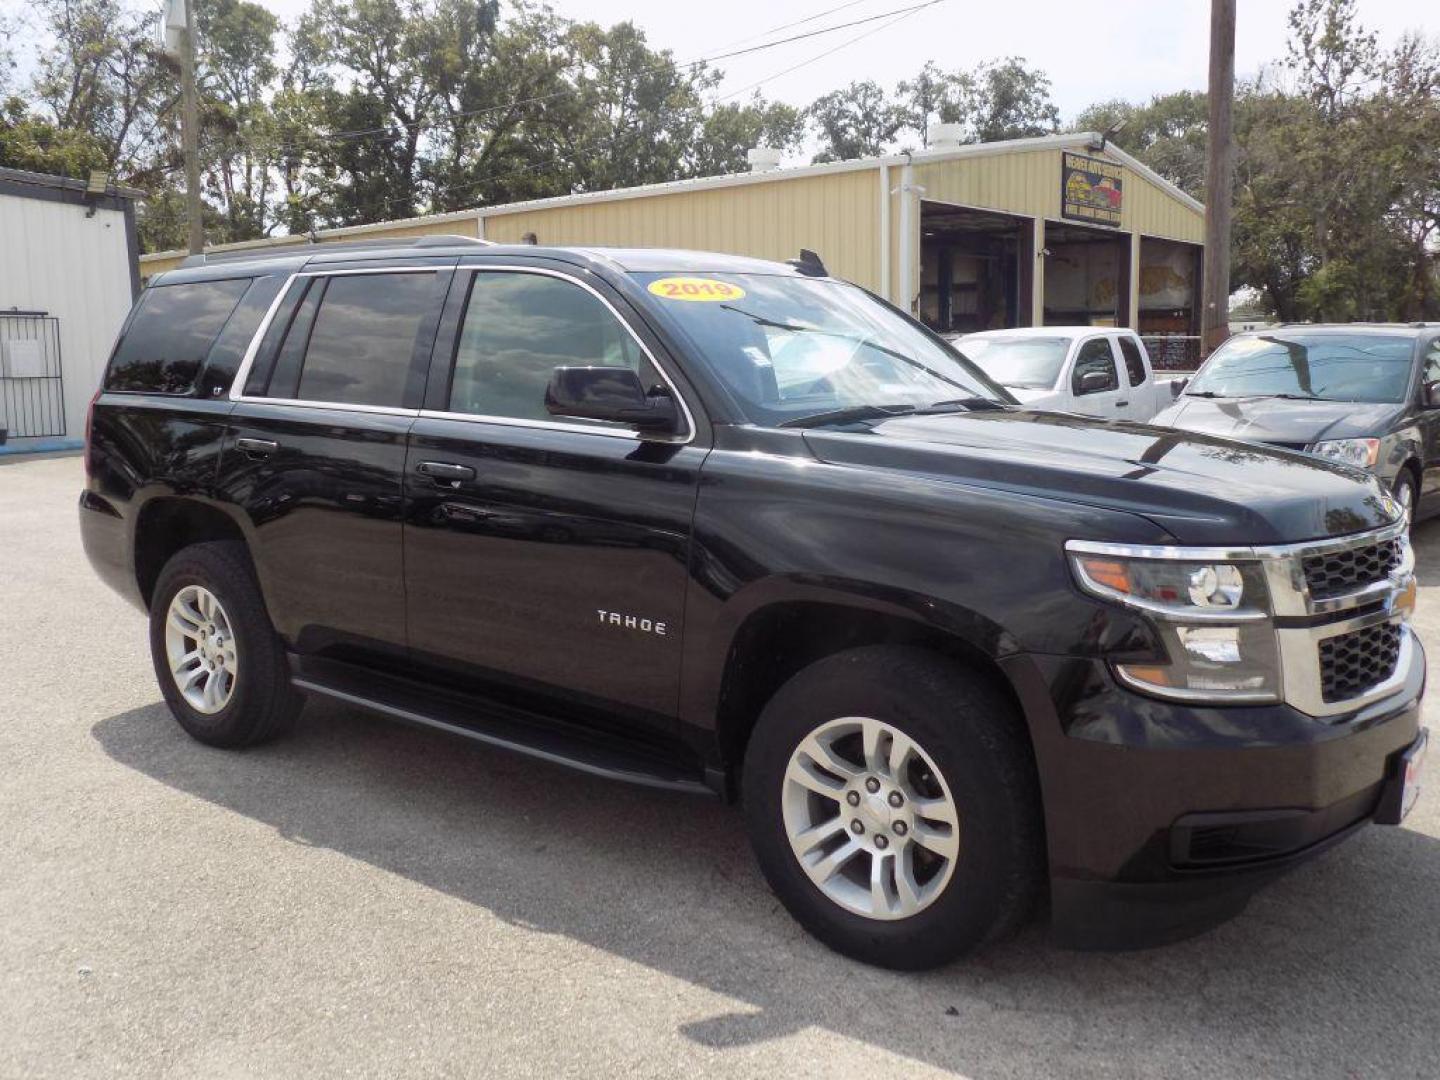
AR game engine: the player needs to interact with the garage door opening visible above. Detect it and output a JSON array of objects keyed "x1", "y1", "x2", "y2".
[
  {"x1": 1139, "y1": 237, "x2": 1203, "y2": 371},
  {"x1": 918, "y1": 202, "x2": 1033, "y2": 334},
  {"x1": 1042, "y1": 221, "x2": 1131, "y2": 328}
]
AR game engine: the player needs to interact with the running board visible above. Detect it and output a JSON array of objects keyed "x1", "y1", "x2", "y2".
[{"x1": 290, "y1": 656, "x2": 714, "y2": 797}]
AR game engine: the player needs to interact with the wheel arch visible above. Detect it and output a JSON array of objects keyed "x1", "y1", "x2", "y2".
[
  {"x1": 132, "y1": 495, "x2": 254, "y2": 609},
  {"x1": 696, "y1": 580, "x2": 1029, "y2": 797}
]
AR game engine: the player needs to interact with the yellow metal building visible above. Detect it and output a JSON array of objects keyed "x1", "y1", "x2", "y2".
[{"x1": 140, "y1": 132, "x2": 1204, "y2": 355}]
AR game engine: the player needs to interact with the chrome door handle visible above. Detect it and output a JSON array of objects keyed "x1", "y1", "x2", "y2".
[
  {"x1": 236, "y1": 437, "x2": 278, "y2": 457},
  {"x1": 416, "y1": 461, "x2": 476, "y2": 483}
]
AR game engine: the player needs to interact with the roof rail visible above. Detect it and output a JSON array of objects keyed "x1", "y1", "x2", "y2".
[{"x1": 178, "y1": 233, "x2": 492, "y2": 268}]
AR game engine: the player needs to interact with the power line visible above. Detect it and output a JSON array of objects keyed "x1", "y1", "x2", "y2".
[
  {"x1": 718, "y1": 0, "x2": 940, "y2": 103},
  {"x1": 245, "y1": 0, "x2": 942, "y2": 156}
]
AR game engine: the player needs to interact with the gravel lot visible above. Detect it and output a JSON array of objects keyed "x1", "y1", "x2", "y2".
[{"x1": 2, "y1": 452, "x2": 1437, "y2": 1080}]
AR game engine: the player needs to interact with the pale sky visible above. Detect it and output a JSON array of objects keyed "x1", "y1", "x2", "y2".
[{"x1": 237, "y1": 0, "x2": 1438, "y2": 120}]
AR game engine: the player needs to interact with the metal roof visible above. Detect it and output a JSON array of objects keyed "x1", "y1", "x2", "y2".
[{"x1": 0, "y1": 166, "x2": 145, "y2": 201}]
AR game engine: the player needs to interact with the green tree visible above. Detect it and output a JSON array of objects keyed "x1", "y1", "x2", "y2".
[
  {"x1": 691, "y1": 95, "x2": 804, "y2": 176},
  {"x1": 808, "y1": 80, "x2": 902, "y2": 163},
  {"x1": 964, "y1": 57, "x2": 1059, "y2": 142}
]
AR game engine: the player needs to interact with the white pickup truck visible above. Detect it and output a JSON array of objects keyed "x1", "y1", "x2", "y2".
[{"x1": 948, "y1": 327, "x2": 1184, "y2": 422}]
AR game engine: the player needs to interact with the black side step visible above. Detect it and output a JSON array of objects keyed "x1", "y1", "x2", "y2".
[{"x1": 289, "y1": 656, "x2": 715, "y2": 797}]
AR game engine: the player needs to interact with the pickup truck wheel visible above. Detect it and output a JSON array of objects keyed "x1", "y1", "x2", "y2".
[
  {"x1": 148, "y1": 542, "x2": 301, "y2": 748},
  {"x1": 742, "y1": 645, "x2": 1042, "y2": 969}
]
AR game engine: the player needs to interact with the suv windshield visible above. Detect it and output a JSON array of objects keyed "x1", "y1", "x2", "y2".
[
  {"x1": 1186, "y1": 332, "x2": 1415, "y2": 404},
  {"x1": 633, "y1": 272, "x2": 1007, "y2": 425},
  {"x1": 959, "y1": 336, "x2": 1069, "y2": 389}
]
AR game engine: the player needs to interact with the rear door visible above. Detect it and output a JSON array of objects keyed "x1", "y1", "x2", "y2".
[
  {"x1": 401, "y1": 263, "x2": 707, "y2": 732},
  {"x1": 1067, "y1": 335, "x2": 1126, "y2": 418},
  {"x1": 1114, "y1": 333, "x2": 1152, "y2": 420},
  {"x1": 217, "y1": 265, "x2": 451, "y2": 662},
  {"x1": 1416, "y1": 335, "x2": 1440, "y2": 512}
]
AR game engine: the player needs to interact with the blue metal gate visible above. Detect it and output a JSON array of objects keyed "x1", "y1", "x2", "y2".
[{"x1": 0, "y1": 312, "x2": 65, "y2": 442}]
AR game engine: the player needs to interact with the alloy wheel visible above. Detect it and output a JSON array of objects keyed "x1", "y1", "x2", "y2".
[
  {"x1": 781, "y1": 716, "x2": 960, "y2": 920},
  {"x1": 164, "y1": 585, "x2": 238, "y2": 715}
]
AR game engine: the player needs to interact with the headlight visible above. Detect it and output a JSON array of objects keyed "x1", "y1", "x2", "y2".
[
  {"x1": 1308, "y1": 438, "x2": 1380, "y2": 469},
  {"x1": 1068, "y1": 543, "x2": 1280, "y2": 703}
]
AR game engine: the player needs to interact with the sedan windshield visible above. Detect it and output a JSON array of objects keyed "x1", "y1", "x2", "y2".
[
  {"x1": 633, "y1": 272, "x2": 1008, "y2": 426},
  {"x1": 958, "y1": 336, "x2": 1069, "y2": 389},
  {"x1": 1186, "y1": 332, "x2": 1414, "y2": 404}
]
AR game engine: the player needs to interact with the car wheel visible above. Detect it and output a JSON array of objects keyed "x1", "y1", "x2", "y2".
[
  {"x1": 148, "y1": 541, "x2": 302, "y2": 748},
  {"x1": 741, "y1": 645, "x2": 1044, "y2": 969},
  {"x1": 1393, "y1": 472, "x2": 1418, "y2": 524}
]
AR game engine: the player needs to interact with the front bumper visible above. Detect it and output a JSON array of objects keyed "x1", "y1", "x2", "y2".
[{"x1": 1001, "y1": 634, "x2": 1425, "y2": 950}]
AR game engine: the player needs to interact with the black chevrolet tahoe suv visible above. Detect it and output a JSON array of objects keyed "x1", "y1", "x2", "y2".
[{"x1": 81, "y1": 237, "x2": 1429, "y2": 969}]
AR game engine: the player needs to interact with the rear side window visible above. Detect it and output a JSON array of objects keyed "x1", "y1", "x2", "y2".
[
  {"x1": 448, "y1": 271, "x2": 654, "y2": 424},
  {"x1": 106, "y1": 278, "x2": 251, "y2": 393},
  {"x1": 1117, "y1": 336, "x2": 1147, "y2": 387},
  {"x1": 273, "y1": 272, "x2": 435, "y2": 408},
  {"x1": 1072, "y1": 338, "x2": 1118, "y2": 396}
]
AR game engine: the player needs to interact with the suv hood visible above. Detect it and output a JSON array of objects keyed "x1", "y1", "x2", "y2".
[
  {"x1": 801, "y1": 410, "x2": 1398, "y2": 546},
  {"x1": 1154, "y1": 396, "x2": 1400, "y2": 446}
]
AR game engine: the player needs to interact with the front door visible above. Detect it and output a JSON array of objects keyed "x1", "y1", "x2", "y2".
[
  {"x1": 402, "y1": 266, "x2": 706, "y2": 731},
  {"x1": 1068, "y1": 336, "x2": 1127, "y2": 419},
  {"x1": 218, "y1": 266, "x2": 450, "y2": 660}
]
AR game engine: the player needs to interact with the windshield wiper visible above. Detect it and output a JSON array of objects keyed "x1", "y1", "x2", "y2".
[
  {"x1": 1185, "y1": 390, "x2": 1229, "y2": 398},
  {"x1": 779, "y1": 404, "x2": 919, "y2": 429},
  {"x1": 1272, "y1": 392, "x2": 1323, "y2": 400},
  {"x1": 919, "y1": 396, "x2": 1009, "y2": 412}
]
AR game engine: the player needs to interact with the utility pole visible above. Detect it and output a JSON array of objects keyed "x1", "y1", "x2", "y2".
[
  {"x1": 181, "y1": 0, "x2": 203, "y2": 255},
  {"x1": 1201, "y1": 0, "x2": 1236, "y2": 356}
]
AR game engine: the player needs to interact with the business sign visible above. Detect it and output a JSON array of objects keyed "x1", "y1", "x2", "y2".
[{"x1": 1061, "y1": 152, "x2": 1123, "y2": 227}]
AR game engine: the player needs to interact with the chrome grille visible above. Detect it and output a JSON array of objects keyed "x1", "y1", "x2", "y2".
[
  {"x1": 1319, "y1": 623, "x2": 1403, "y2": 703},
  {"x1": 1301, "y1": 538, "x2": 1401, "y2": 600}
]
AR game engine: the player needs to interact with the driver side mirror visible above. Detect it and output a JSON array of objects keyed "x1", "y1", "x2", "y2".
[
  {"x1": 545, "y1": 366, "x2": 681, "y2": 434},
  {"x1": 1424, "y1": 380, "x2": 1440, "y2": 409},
  {"x1": 1078, "y1": 369, "x2": 1115, "y2": 394}
]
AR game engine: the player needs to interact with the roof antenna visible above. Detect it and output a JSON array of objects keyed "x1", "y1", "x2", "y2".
[{"x1": 788, "y1": 249, "x2": 827, "y2": 277}]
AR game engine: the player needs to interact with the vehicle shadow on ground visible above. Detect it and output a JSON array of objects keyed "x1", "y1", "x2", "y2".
[{"x1": 94, "y1": 701, "x2": 1439, "y2": 1078}]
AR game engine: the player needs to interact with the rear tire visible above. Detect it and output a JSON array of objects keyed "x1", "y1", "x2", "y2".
[
  {"x1": 148, "y1": 541, "x2": 301, "y2": 748},
  {"x1": 741, "y1": 645, "x2": 1044, "y2": 970}
]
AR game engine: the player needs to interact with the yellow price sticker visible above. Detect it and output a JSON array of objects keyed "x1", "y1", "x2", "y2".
[{"x1": 646, "y1": 277, "x2": 746, "y2": 302}]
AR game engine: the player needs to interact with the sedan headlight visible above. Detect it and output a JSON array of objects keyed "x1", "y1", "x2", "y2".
[
  {"x1": 1068, "y1": 542, "x2": 1280, "y2": 703},
  {"x1": 1308, "y1": 438, "x2": 1380, "y2": 469}
]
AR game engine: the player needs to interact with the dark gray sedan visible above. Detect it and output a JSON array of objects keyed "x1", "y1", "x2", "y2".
[{"x1": 1151, "y1": 324, "x2": 1440, "y2": 521}]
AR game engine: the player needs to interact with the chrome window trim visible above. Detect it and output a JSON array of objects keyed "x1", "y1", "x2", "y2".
[
  {"x1": 434, "y1": 265, "x2": 696, "y2": 446},
  {"x1": 228, "y1": 267, "x2": 441, "y2": 406}
]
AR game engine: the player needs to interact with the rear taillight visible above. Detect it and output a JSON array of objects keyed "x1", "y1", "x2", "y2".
[{"x1": 83, "y1": 385, "x2": 102, "y2": 479}]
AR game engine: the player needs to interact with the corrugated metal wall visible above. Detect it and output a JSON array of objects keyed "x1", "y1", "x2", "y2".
[
  {"x1": 0, "y1": 193, "x2": 134, "y2": 445},
  {"x1": 138, "y1": 145, "x2": 1204, "y2": 318},
  {"x1": 481, "y1": 168, "x2": 883, "y2": 293}
]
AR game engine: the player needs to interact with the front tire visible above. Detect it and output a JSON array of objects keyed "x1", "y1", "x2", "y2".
[
  {"x1": 1393, "y1": 471, "x2": 1418, "y2": 524},
  {"x1": 741, "y1": 646, "x2": 1043, "y2": 970},
  {"x1": 148, "y1": 541, "x2": 301, "y2": 748}
]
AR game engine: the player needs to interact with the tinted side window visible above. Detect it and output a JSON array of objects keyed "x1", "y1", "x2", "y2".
[
  {"x1": 106, "y1": 278, "x2": 251, "y2": 393},
  {"x1": 291, "y1": 273, "x2": 435, "y2": 408},
  {"x1": 1072, "y1": 338, "x2": 1118, "y2": 396},
  {"x1": 1422, "y1": 339, "x2": 1440, "y2": 385},
  {"x1": 1117, "y1": 336, "x2": 1147, "y2": 386},
  {"x1": 448, "y1": 272, "x2": 654, "y2": 424}
]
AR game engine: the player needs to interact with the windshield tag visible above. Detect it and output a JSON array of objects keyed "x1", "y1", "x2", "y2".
[{"x1": 647, "y1": 277, "x2": 746, "y2": 302}]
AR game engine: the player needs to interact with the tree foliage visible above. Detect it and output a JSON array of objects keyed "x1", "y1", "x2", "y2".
[{"x1": 0, "y1": 0, "x2": 1433, "y2": 325}]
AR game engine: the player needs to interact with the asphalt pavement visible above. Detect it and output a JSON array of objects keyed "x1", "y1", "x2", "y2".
[{"x1": 2, "y1": 453, "x2": 1437, "y2": 1079}]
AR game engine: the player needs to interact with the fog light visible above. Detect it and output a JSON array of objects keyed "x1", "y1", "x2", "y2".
[{"x1": 1177, "y1": 625, "x2": 1241, "y2": 663}]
